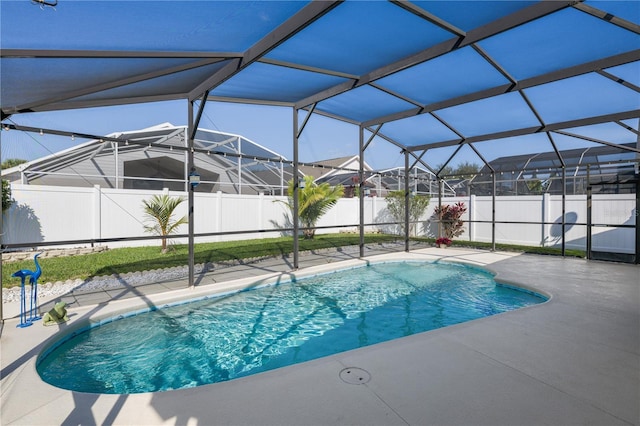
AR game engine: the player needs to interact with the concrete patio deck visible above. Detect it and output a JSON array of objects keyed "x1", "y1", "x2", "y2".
[{"x1": 1, "y1": 247, "x2": 639, "y2": 425}]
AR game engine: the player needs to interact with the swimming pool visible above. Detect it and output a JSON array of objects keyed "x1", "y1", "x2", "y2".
[{"x1": 37, "y1": 261, "x2": 546, "y2": 394}]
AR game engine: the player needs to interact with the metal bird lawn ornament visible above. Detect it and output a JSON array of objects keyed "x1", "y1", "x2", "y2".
[{"x1": 12, "y1": 253, "x2": 43, "y2": 327}]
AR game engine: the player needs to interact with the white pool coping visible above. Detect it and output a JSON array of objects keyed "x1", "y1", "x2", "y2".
[{"x1": 2, "y1": 248, "x2": 639, "y2": 425}]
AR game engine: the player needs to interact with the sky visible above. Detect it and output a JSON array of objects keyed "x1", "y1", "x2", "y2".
[
  {"x1": 2, "y1": 97, "x2": 638, "y2": 176},
  {"x1": 0, "y1": 100, "x2": 424, "y2": 171}
]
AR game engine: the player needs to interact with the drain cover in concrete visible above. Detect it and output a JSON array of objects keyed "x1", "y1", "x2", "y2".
[{"x1": 339, "y1": 367, "x2": 371, "y2": 385}]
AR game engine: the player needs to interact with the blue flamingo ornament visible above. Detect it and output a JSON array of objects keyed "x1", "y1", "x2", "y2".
[{"x1": 12, "y1": 253, "x2": 43, "y2": 327}]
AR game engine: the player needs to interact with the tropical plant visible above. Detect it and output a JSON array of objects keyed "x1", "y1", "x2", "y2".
[
  {"x1": 384, "y1": 190, "x2": 431, "y2": 236},
  {"x1": 523, "y1": 178, "x2": 550, "y2": 195},
  {"x1": 2, "y1": 179, "x2": 13, "y2": 212},
  {"x1": 142, "y1": 194, "x2": 188, "y2": 253},
  {"x1": 278, "y1": 175, "x2": 344, "y2": 239},
  {"x1": 437, "y1": 161, "x2": 481, "y2": 179},
  {"x1": 435, "y1": 237, "x2": 452, "y2": 247},
  {"x1": 1, "y1": 158, "x2": 27, "y2": 169},
  {"x1": 2, "y1": 159, "x2": 25, "y2": 212},
  {"x1": 434, "y1": 201, "x2": 467, "y2": 240}
]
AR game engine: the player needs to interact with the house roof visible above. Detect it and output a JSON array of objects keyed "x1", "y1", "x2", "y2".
[
  {"x1": 301, "y1": 155, "x2": 373, "y2": 179},
  {"x1": 313, "y1": 156, "x2": 362, "y2": 169},
  {"x1": 1, "y1": 1, "x2": 638, "y2": 171},
  {"x1": 481, "y1": 142, "x2": 638, "y2": 177},
  {"x1": 1, "y1": 123, "x2": 289, "y2": 185}
]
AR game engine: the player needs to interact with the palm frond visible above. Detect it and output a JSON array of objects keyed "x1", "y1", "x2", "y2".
[
  {"x1": 142, "y1": 194, "x2": 187, "y2": 238},
  {"x1": 280, "y1": 177, "x2": 344, "y2": 237}
]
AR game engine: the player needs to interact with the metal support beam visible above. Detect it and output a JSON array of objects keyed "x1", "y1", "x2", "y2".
[
  {"x1": 586, "y1": 165, "x2": 592, "y2": 260},
  {"x1": 237, "y1": 137, "x2": 242, "y2": 195},
  {"x1": 298, "y1": 0, "x2": 573, "y2": 111},
  {"x1": 408, "y1": 109, "x2": 640, "y2": 152},
  {"x1": 473, "y1": 43, "x2": 517, "y2": 82},
  {"x1": 573, "y1": 2, "x2": 640, "y2": 34},
  {"x1": 553, "y1": 130, "x2": 640, "y2": 154},
  {"x1": 2, "y1": 123, "x2": 122, "y2": 143},
  {"x1": 187, "y1": 102, "x2": 196, "y2": 287},
  {"x1": 190, "y1": 0, "x2": 341, "y2": 101},
  {"x1": 492, "y1": 172, "x2": 496, "y2": 251},
  {"x1": 632, "y1": 120, "x2": 640, "y2": 262},
  {"x1": 7, "y1": 57, "x2": 224, "y2": 114},
  {"x1": 437, "y1": 143, "x2": 464, "y2": 177},
  {"x1": 546, "y1": 132, "x2": 567, "y2": 256},
  {"x1": 297, "y1": 103, "x2": 316, "y2": 139},
  {"x1": 190, "y1": 91, "x2": 210, "y2": 140},
  {"x1": 293, "y1": 108, "x2": 300, "y2": 269},
  {"x1": 597, "y1": 69, "x2": 640, "y2": 93},
  {"x1": 364, "y1": 49, "x2": 639, "y2": 128},
  {"x1": 363, "y1": 124, "x2": 383, "y2": 152},
  {"x1": 114, "y1": 142, "x2": 119, "y2": 189},
  {"x1": 468, "y1": 143, "x2": 494, "y2": 173},
  {"x1": 408, "y1": 150, "x2": 439, "y2": 175},
  {"x1": 364, "y1": 126, "x2": 405, "y2": 151},
  {"x1": 562, "y1": 166, "x2": 567, "y2": 256},
  {"x1": 438, "y1": 179, "x2": 443, "y2": 238},
  {"x1": 359, "y1": 126, "x2": 365, "y2": 258},
  {"x1": 409, "y1": 149, "x2": 428, "y2": 172},
  {"x1": 404, "y1": 150, "x2": 410, "y2": 252},
  {"x1": 636, "y1": 169, "x2": 640, "y2": 264},
  {"x1": 1, "y1": 138, "x2": 3, "y2": 323},
  {"x1": 390, "y1": 0, "x2": 466, "y2": 37}
]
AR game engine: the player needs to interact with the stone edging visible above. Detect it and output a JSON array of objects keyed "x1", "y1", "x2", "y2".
[
  {"x1": 2, "y1": 245, "x2": 371, "y2": 303},
  {"x1": 2, "y1": 246, "x2": 108, "y2": 262}
]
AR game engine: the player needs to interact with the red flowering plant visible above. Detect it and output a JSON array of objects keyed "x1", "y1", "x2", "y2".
[
  {"x1": 433, "y1": 202, "x2": 467, "y2": 245},
  {"x1": 435, "y1": 237, "x2": 452, "y2": 246}
]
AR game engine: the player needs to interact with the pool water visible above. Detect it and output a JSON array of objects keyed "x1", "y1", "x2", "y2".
[{"x1": 37, "y1": 261, "x2": 546, "y2": 394}]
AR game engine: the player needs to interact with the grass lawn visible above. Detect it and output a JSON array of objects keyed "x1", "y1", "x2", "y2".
[
  {"x1": 1, "y1": 233, "x2": 584, "y2": 289},
  {"x1": 413, "y1": 237, "x2": 585, "y2": 258},
  {"x1": 1, "y1": 234, "x2": 400, "y2": 288}
]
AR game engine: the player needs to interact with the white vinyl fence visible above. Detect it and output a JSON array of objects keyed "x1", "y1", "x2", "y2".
[{"x1": 2, "y1": 184, "x2": 636, "y2": 254}]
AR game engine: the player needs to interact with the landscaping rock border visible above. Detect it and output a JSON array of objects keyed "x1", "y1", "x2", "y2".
[
  {"x1": 1, "y1": 245, "x2": 369, "y2": 303},
  {"x1": 2, "y1": 246, "x2": 108, "y2": 262}
]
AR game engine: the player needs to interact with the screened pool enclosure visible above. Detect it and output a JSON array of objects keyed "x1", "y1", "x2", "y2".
[
  {"x1": 1, "y1": 123, "x2": 296, "y2": 195},
  {"x1": 1, "y1": 0, "x2": 638, "y2": 296}
]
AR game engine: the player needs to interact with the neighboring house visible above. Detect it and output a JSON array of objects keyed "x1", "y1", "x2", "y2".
[
  {"x1": 372, "y1": 167, "x2": 457, "y2": 197},
  {"x1": 305, "y1": 155, "x2": 373, "y2": 198},
  {"x1": 268, "y1": 155, "x2": 375, "y2": 197},
  {"x1": 310, "y1": 160, "x2": 457, "y2": 198},
  {"x1": 472, "y1": 143, "x2": 638, "y2": 196},
  {"x1": 1, "y1": 123, "x2": 294, "y2": 195},
  {"x1": 301, "y1": 155, "x2": 367, "y2": 181},
  {"x1": 3, "y1": 124, "x2": 462, "y2": 198}
]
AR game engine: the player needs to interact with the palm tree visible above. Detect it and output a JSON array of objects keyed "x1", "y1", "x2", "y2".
[
  {"x1": 280, "y1": 175, "x2": 344, "y2": 239},
  {"x1": 142, "y1": 194, "x2": 188, "y2": 253}
]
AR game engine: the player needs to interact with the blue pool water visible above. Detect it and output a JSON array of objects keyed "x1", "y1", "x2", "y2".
[{"x1": 37, "y1": 261, "x2": 546, "y2": 394}]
